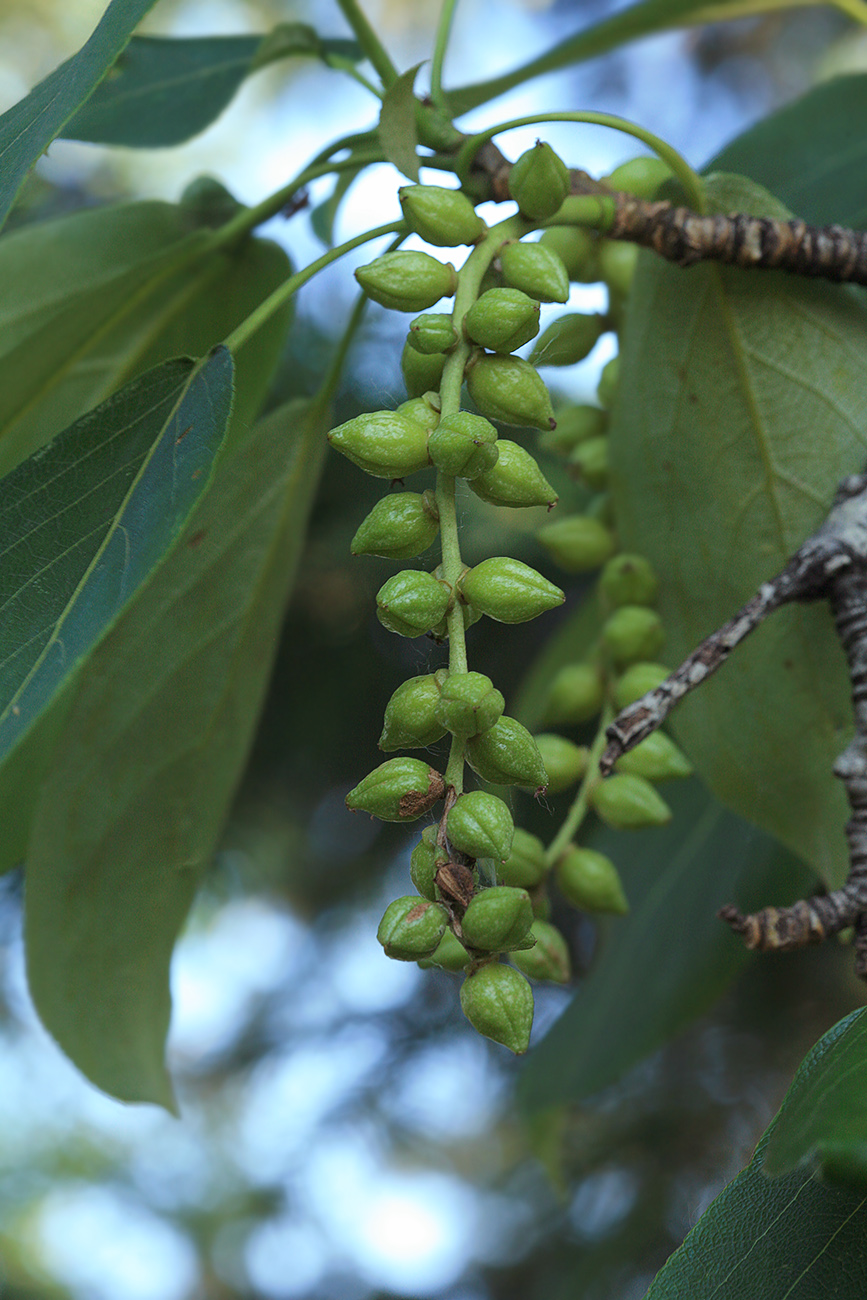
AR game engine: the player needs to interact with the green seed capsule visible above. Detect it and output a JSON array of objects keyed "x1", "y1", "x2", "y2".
[
  {"x1": 556, "y1": 845, "x2": 628, "y2": 914},
  {"x1": 328, "y1": 410, "x2": 430, "y2": 479},
  {"x1": 601, "y1": 605, "x2": 665, "y2": 667},
  {"x1": 459, "y1": 556, "x2": 564, "y2": 624},
  {"x1": 532, "y1": 734, "x2": 589, "y2": 793},
  {"x1": 447, "y1": 790, "x2": 514, "y2": 861},
  {"x1": 569, "y1": 435, "x2": 609, "y2": 490},
  {"x1": 379, "y1": 671, "x2": 448, "y2": 751},
  {"x1": 530, "y1": 313, "x2": 605, "y2": 367},
  {"x1": 596, "y1": 354, "x2": 620, "y2": 408},
  {"x1": 499, "y1": 827, "x2": 548, "y2": 889},
  {"x1": 460, "y1": 962, "x2": 534, "y2": 1053},
  {"x1": 427, "y1": 411, "x2": 499, "y2": 479},
  {"x1": 499, "y1": 240, "x2": 570, "y2": 303},
  {"x1": 435, "y1": 671, "x2": 505, "y2": 738},
  {"x1": 399, "y1": 183, "x2": 485, "y2": 246},
  {"x1": 615, "y1": 731, "x2": 693, "y2": 781},
  {"x1": 397, "y1": 392, "x2": 441, "y2": 434},
  {"x1": 401, "y1": 341, "x2": 446, "y2": 398},
  {"x1": 539, "y1": 225, "x2": 600, "y2": 282},
  {"x1": 510, "y1": 920, "x2": 571, "y2": 983},
  {"x1": 352, "y1": 490, "x2": 439, "y2": 559},
  {"x1": 590, "y1": 773, "x2": 672, "y2": 829},
  {"x1": 466, "y1": 716, "x2": 548, "y2": 789},
  {"x1": 542, "y1": 662, "x2": 605, "y2": 726},
  {"x1": 466, "y1": 354, "x2": 555, "y2": 431},
  {"x1": 599, "y1": 239, "x2": 639, "y2": 297},
  {"x1": 407, "y1": 312, "x2": 458, "y2": 355},
  {"x1": 419, "y1": 929, "x2": 471, "y2": 971},
  {"x1": 508, "y1": 142, "x2": 570, "y2": 220},
  {"x1": 376, "y1": 570, "x2": 451, "y2": 637},
  {"x1": 346, "y1": 757, "x2": 446, "y2": 822},
  {"x1": 461, "y1": 886, "x2": 534, "y2": 951},
  {"x1": 356, "y1": 251, "x2": 458, "y2": 312},
  {"x1": 410, "y1": 825, "x2": 445, "y2": 900},
  {"x1": 464, "y1": 288, "x2": 541, "y2": 353},
  {"x1": 612, "y1": 661, "x2": 670, "y2": 709},
  {"x1": 536, "y1": 514, "x2": 617, "y2": 573},
  {"x1": 469, "y1": 440, "x2": 558, "y2": 509},
  {"x1": 538, "y1": 404, "x2": 608, "y2": 455},
  {"x1": 599, "y1": 553, "x2": 659, "y2": 608},
  {"x1": 377, "y1": 895, "x2": 448, "y2": 960},
  {"x1": 605, "y1": 155, "x2": 673, "y2": 199}
]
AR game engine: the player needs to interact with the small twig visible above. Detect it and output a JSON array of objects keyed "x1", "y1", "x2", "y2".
[{"x1": 599, "y1": 469, "x2": 867, "y2": 978}]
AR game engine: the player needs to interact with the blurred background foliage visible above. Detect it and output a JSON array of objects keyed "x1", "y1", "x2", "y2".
[{"x1": 1, "y1": 0, "x2": 866, "y2": 1297}]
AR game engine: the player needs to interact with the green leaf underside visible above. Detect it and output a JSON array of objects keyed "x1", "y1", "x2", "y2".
[
  {"x1": 0, "y1": 0, "x2": 159, "y2": 232},
  {"x1": 518, "y1": 778, "x2": 810, "y2": 1112},
  {"x1": 644, "y1": 1015, "x2": 867, "y2": 1297},
  {"x1": 0, "y1": 198, "x2": 292, "y2": 478},
  {"x1": 62, "y1": 26, "x2": 361, "y2": 147},
  {"x1": 610, "y1": 173, "x2": 867, "y2": 887},
  {"x1": 378, "y1": 63, "x2": 422, "y2": 182},
  {"x1": 708, "y1": 73, "x2": 867, "y2": 230},
  {"x1": 24, "y1": 396, "x2": 329, "y2": 1108},
  {"x1": 0, "y1": 351, "x2": 233, "y2": 767}
]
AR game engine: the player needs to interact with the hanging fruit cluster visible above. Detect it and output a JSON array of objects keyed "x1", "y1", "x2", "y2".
[{"x1": 331, "y1": 144, "x2": 691, "y2": 1054}]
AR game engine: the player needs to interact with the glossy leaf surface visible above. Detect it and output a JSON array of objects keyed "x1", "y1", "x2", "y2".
[
  {"x1": 0, "y1": 351, "x2": 232, "y2": 767},
  {"x1": 63, "y1": 26, "x2": 361, "y2": 147},
  {"x1": 25, "y1": 395, "x2": 329, "y2": 1107},
  {"x1": 0, "y1": 0, "x2": 157, "y2": 230},
  {"x1": 610, "y1": 173, "x2": 867, "y2": 886}
]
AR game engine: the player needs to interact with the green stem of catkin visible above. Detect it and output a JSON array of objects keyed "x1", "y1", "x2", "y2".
[
  {"x1": 334, "y1": 0, "x2": 399, "y2": 88},
  {"x1": 430, "y1": 0, "x2": 460, "y2": 112},
  {"x1": 544, "y1": 701, "x2": 614, "y2": 868}
]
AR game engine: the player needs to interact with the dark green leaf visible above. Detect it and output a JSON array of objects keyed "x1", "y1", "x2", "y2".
[
  {"x1": 518, "y1": 779, "x2": 810, "y2": 1112},
  {"x1": 63, "y1": 26, "x2": 361, "y2": 148},
  {"x1": 610, "y1": 173, "x2": 867, "y2": 887},
  {"x1": 24, "y1": 395, "x2": 329, "y2": 1107},
  {"x1": 379, "y1": 63, "x2": 422, "y2": 183},
  {"x1": 764, "y1": 1007, "x2": 867, "y2": 1186},
  {"x1": 0, "y1": 351, "x2": 233, "y2": 768},
  {"x1": 708, "y1": 73, "x2": 867, "y2": 229},
  {"x1": 0, "y1": 0, "x2": 158, "y2": 231},
  {"x1": 644, "y1": 1023, "x2": 867, "y2": 1297}
]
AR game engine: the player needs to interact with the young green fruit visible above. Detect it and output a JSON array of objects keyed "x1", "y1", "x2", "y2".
[
  {"x1": 469, "y1": 440, "x2": 558, "y2": 509},
  {"x1": 355, "y1": 251, "x2": 457, "y2": 312},
  {"x1": 379, "y1": 672, "x2": 448, "y2": 751},
  {"x1": 464, "y1": 288, "x2": 540, "y2": 353},
  {"x1": 590, "y1": 773, "x2": 672, "y2": 829},
  {"x1": 615, "y1": 731, "x2": 693, "y2": 781},
  {"x1": 537, "y1": 514, "x2": 617, "y2": 573},
  {"x1": 599, "y1": 239, "x2": 639, "y2": 297},
  {"x1": 601, "y1": 605, "x2": 665, "y2": 667},
  {"x1": 510, "y1": 920, "x2": 571, "y2": 983},
  {"x1": 605, "y1": 155, "x2": 673, "y2": 199},
  {"x1": 461, "y1": 886, "x2": 534, "y2": 951},
  {"x1": 459, "y1": 557, "x2": 564, "y2": 624},
  {"x1": 410, "y1": 825, "x2": 445, "y2": 900},
  {"x1": 377, "y1": 896, "x2": 448, "y2": 960},
  {"x1": 596, "y1": 354, "x2": 620, "y2": 408},
  {"x1": 532, "y1": 734, "x2": 589, "y2": 793},
  {"x1": 499, "y1": 827, "x2": 548, "y2": 889},
  {"x1": 499, "y1": 240, "x2": 569, "y2": 303},
  {"x1": 539, "y1": 225, "x2": 600, "y2": 282},
  {"x1": 538, "y1": 403, "x2": 608, "y2": 455},
  {"x1": 508, "y1": 141, "x2": 570, "y2": 220},
  {"x1": 466, "y1": 354, "x2": 555, "y2": 430},
  {"x1": 427, "y1": 411, "x2": 498, "y2": 478},
  {"x1": 407, "y1": 312, "x2": 458, "y2": 355},
  {"x1": 399, "y1": 184, "x2": 485, "y2": 246},
  {"x1": 401, "y1": 340, "x2": 446, "y2": 398},
  {"x1": 435, "y1": 671, "x2": 505, "y2": 738},
  {"x1": 447, "y1": 791, "x2": 514, "y2": 861},
  {"x1": 530, "y1": 313, "x2": 604, "y2": 367},
  {"x1": 328, "y1": 410, "x2": 430, "y2": 479},
  {"x1": 599, "y1": 553, "x2": 659, "y2": 608},
  {"x1": 556, "y1": 846, "x2": 628, "y2": 914},
  {"x1": 569, "y1": 435, "x2": 609, "y2": 490},
  {"x1": 376, "y1": 570, "x2": 451, "y2": 637},
  {"x1": 612, "y1": 661, "x2": 670, "y2": 709},
  {"x1": 352, "y1": 490, "x2": 439, "y2": 559},
  {"x1": 466, "y1": 716, "x2": 548, "y2": 790},
  {"x1": 542, "y1": 663, "x2": 605, "y2": 726},
  {"x1": 419, "y1": 929, "x2": 471, "y2": 971},
  {"x1": 460, "y1": 962, "x2": 534, "y2": 1053},
  {"x1": 346, "y1": 758, "x2": 445, "y2": 822}
]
